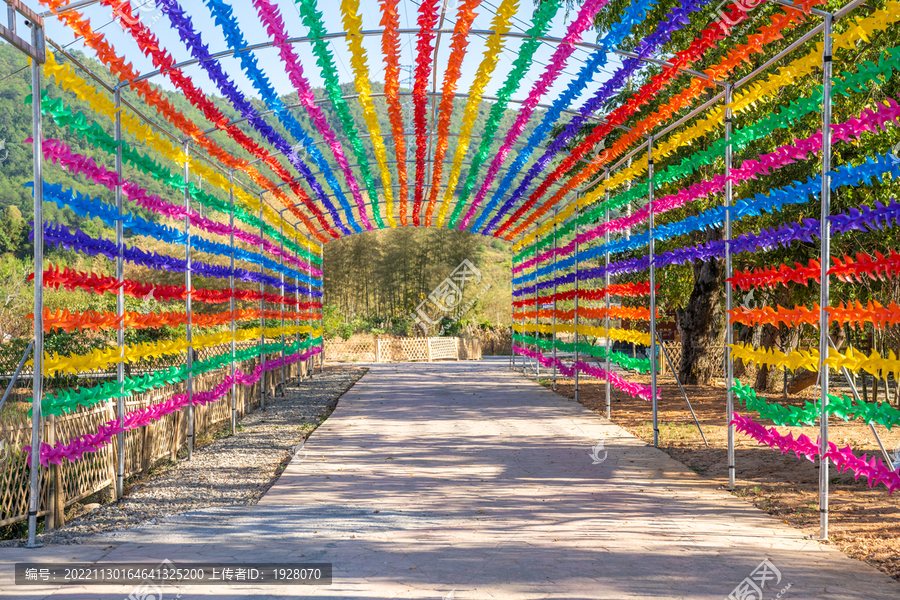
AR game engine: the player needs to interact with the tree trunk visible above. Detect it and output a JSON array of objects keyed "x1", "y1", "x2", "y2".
[
  {"x1": 782, "y1": 324, "x2": 800, "y2": 399},
  {"x1": 676, "y1": 228, "x2": 726, "y2": 384},
  {"x1": 754, "y1": 325, "x2": 781, "y2": 392},
  {"x1": 732, "y1": 324, "x2": 761, "y2": 379}
]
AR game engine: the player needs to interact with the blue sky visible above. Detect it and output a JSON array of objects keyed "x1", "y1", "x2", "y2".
[{"x1": 35, "y1": 0, "x2": 627, "y2": 117}]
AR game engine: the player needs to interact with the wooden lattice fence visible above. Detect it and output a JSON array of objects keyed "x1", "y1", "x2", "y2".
[
  {"x1": 382, "y1": 338, "x2": 428, "y2": 362},
  {"x1": 324, "y1": 336, "x2": 481, "y2": 363},
  {"x1": 325, "y1": 337, "x2": 481, "y2": 362},
  {"x1": 0, "y1": 347, "x2": 306, "y2": 529},
  {"x1": 661, "y1": 342, "x2": 725, "y2": 375},
  {"x1": 323, "y1": 338, "x2": 377, "y2": 362}
]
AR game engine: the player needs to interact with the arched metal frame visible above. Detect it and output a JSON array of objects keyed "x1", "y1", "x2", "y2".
[
  {"x1": 508, "y1": 0, "x2": 868, "y2": 547},
  {"x1": 131, "y1": 27, "x2": 700, "y2": 236}
]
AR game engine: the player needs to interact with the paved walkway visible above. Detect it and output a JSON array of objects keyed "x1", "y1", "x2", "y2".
[{"x1": 2, "y1": 360, "x2": 897, "y2": 599}]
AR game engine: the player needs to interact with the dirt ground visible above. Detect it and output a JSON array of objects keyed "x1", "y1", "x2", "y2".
[{"x1": 548, "y1": 372, "x2": 900, "y2": 582}]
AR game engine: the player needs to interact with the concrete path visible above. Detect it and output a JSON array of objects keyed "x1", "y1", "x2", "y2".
[{"x1": 2, "y1": 360, "x2": 897, "y2": 599}]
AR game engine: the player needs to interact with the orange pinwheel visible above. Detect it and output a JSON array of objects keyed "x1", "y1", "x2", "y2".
[{"x1": 729, "y1": 301, "x2": 900, "y2": 329}]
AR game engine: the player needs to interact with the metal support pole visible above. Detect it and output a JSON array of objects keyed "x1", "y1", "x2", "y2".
[
  {"x1": 574, "y1": 196, "x2": 580, "y2": 403},
  {"x1": 534, "y1": 224, "x2": 539, "y2": 382},
  {"x1": 259, "y1": 206, "x2": 266, "y2": 410},
  {"x1": 724, "y1": 83, "x2": 735, "y2": 489},
  {"x1": 280, "y1": 224, "x2": 286, "y2": 395},
  {"x1": 552, "y1": 208, "x2": 558, "y2": 390},
  {"x1": 295, "y1": 235, "x2": 301, "y2": 381},
  {"x1": 510, "y1": 251, "x2": 515, "y2": 371},
  {"x1": 604, "y1": 173, "x2": 611, "y2": 420},
  {"x1": 0, "y1": 340, "x2": 35, "y2": 415},
  {"x1": 306, "y1": 233, "x2": 317, "y2": 377},
  {"x1": 525, "y1": 337, "x2": 532, "y2": 374},
  {"x1": 27, "y1": 21, "x2": 45, "y2": 548},
  {"x1": 818, "y1": 13, "x2": 834, "y2": 540},
  {"x1": 649, "y1": 135, "x2": 658, "y2": 448},
  {"x1": 184, "y1": 141, "x2": 194, "y2": 461},
  {"x1": 229, "y1": 172, "x2": 237, "y2": 433},
  {"x1": 114, "y1": 88, "x2": 125, "y2": 498},
  {"x1": 305, "y1": 236, "x2": 312, "y2": 379},
  {"x1": 319, "y1": 243, "x2": 324, "y2": 373}
]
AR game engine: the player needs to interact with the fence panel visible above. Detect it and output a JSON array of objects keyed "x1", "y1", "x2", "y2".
[
  {"x1": 324, "y1": 339, "x2": 377, "y2": 362},
  {"x1": 56, "y1": 404, "x2": 117, "y2": 505},
  {"x1": 393, "y1": 338, "x2": 428, "y2": 362},
  {"x1": 0, "y1": 413, "x2": 51, "y2": 527},
  {"x1": 429, "y1": 338, "x2": 458, "y2": 361},
  {"x1": 325, "y1": 337, "x2": 482, "y2": 363}
]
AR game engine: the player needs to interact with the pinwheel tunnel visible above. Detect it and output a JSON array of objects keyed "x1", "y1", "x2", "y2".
[{"x1": 0, "y1": 0, "x2": 898, "y2": 563}]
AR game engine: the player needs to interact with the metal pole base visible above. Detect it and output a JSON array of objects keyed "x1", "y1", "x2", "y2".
[{"x1": 26, "y1": 514, "x2": 42, "y2": 548}]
